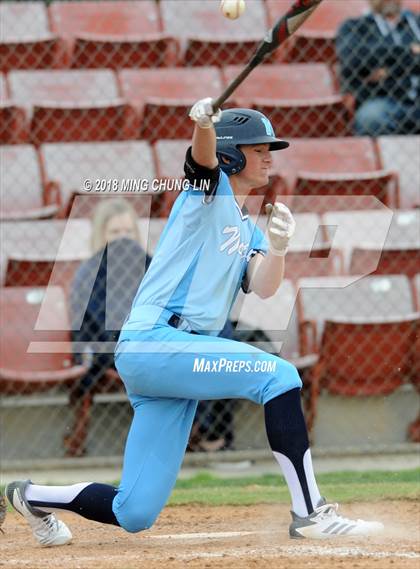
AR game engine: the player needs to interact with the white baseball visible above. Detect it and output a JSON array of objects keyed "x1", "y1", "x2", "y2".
[{"x1": 220, "y1": 0, "x2": 246, "y2": 20}]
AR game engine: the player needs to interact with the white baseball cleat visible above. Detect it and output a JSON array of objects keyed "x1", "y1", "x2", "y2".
[
  {"x1": 6, "y1": 479, "x2": 72, "y2": 547},
  {"x1": 289, "y1": 498, "x2": 384, "y2": 539}
]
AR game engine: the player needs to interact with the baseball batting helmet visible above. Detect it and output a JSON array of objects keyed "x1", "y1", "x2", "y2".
[{"x1": 215, "y1": 108, "x2": 289, "y2": 176}]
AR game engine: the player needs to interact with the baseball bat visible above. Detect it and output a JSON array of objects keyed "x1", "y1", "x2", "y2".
[{"x1": 212, "y1": 0, "x2": 324, "y2": 110}]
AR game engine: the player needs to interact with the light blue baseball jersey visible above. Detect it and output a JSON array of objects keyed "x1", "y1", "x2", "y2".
[{"x1": 125, "y1": 171, "x2": 268, "y2": 335}]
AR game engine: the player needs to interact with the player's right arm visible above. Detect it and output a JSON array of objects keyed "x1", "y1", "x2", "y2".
[
  {"x1": 189, "y1": 97, "x2": 220, "y2": 168},
  {"x1": 183, "y1": 98, "x2": 222, "y2": 200}
]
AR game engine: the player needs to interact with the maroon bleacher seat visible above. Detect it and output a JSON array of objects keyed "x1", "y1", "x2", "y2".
[
  {"x1": 8, "y1": 69, "x2": 136, "y2": 144},
  {"x1": 377, "y1": 136, "x2": 420, "y2": 209},
  {"x1": 5, "y1": 256, "x2": 81, "y2": 291},
  {"x1": 285, "y1": 247, "x2": 344, "y2": 282},
  {"x1": 404, "y1": 0, "x2": 420, "y2": 12},
  {"x1": 153, "y1": 139, "x2": 190, "y2": 216},
  {"x1": 41, "y1": 140, "x2": 156, "y2": 217},
  {"x1": 119, "y1": 67, "x2": 225, "y2": 141},
  {"x1": 0, "y1": 145, "x2": 59, "y2": 220},
  {"x1": 0, "y1": 286, "x2": 86, "y2": 394},
  {"x1": 0, "y1": 73, "x2": 28, "y2": 144},
  {"x1": 0, "y1": 2, "x2": 64, "y2": 71},
  {"x1": 160, "y1": 0, "x2": 267, "y2": 66},
  {"x1": 267, "y1": 0, "x2": 369, "y2": 64},
  {"x1": 232, "y1": 279, "x2": 317, "y2": 369},
  {"x1": 306, "y1": 315, "x2": 418, "y2": 430},
  {"x1": 0, "y1": 218, "x2": 91, "y2": 286},
  {"x1": 414, "y1": 274, "x2": 420, "y2": 311},
  {"x1": 153, "y1": 139, "x2": 190, "y2": 180},
  {"x1": 323, "y1": 209, "x2": 420, "y2": 273},
  {"x1": 270, "y1": 137, "x2": 397, "y2": 212},
  {"x1": 255, "y1": 211, "x2": 343, "y2": 281},
  {"x1": 292, "y1": 171, "x2": 398, "y2": 213},
  {"x1": 222, "y1": 64, "x2": 351, "y2": 137},
  {"x1": 271, "y1": 137, "x2": 382, "y2": 189},
  {"x1": 297, "y1": 274, "x2": 419, "y2": 431},
  {"x1": 50, "y1": 0, "x2": 178, "y2": 68},
  {"x1": 350, "y1": 246, "x2": 420, "y2": 279},
  {"x1": 298, "y1": 274, "x2": 417, "y2": 349}
]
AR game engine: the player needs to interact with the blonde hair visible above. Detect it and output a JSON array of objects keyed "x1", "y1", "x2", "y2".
[{"x1": 90, "y1": 198, "x2": 140, "y2": 253}]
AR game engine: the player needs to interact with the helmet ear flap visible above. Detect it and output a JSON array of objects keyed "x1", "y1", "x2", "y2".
[{"x1": 216, "y1": 147, "x2": 246, "y2": 176}]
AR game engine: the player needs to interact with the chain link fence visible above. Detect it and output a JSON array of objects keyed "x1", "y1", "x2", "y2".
[{"x1": 1, "y1": 0, "x2": 419, "y2": 464}]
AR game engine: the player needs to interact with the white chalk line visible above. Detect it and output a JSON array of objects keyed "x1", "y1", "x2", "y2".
[
  {"x1": 149, "y1": 530, "x2": 269, "y2": 540},
  {"x1": 4, "y1": 531, "x2": 419, "y2": 566},
  {"x1": 146, "y1": 531, "x2": 419, "y2": 560}
]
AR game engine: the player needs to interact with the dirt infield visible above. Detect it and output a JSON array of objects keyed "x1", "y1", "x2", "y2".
[{"x1": 2, "y1": 501, "x2": 419, "y2": 569}]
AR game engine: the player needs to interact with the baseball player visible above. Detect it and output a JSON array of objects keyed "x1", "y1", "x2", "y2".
[{"x1": 6, "y1": 101, "x2": 384, "y2": 545}]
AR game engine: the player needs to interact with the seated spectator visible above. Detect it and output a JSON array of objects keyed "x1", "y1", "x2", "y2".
[
  {"x1": 189, "y1": 320, "x2": 236, "y2": 452},
  {"x1": 336, "y1": 0, "x2": 420, "y2": 136},
  {"x1": 65, "y1": 198, "x2": 151, "y2": 456},
  {"x1": 188, "y1": 325, "x2": 280, "y2": 453}
]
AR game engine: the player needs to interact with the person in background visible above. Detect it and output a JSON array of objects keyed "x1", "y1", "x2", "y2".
[
  {"x1": 336, "y1": 0, "x2": 420, "y2": 136},
  {"x1": 189, "y1": 319, "x2": 236, "y2": 452},
  {"x1": 65, "y1": 198, "x2": 151, "y2": 456}
]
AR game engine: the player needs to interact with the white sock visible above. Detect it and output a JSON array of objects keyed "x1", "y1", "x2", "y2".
[
  {"x1": 273, "y1": 448, "x2": 322, "y2": 517},
  {"x1": 25, "y1": 482, "x2": 92, "y2": 505}
]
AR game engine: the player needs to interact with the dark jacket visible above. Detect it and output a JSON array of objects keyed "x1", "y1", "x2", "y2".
[
  {"x1": 70, "y1": 237, "x2": 151, "y2": 390},
  {"x1": 336, "y1": 10, "x2": 420, "y2": 106}
]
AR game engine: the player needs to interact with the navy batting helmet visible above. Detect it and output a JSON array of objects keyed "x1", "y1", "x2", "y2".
[{"x1": 215, "y1": 108, "x2": 289, "y2": 176}]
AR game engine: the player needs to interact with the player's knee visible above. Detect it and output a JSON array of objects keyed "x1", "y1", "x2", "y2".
[
  {"x1": 116, "y1": 504, "x2": 160, "y2": 533},
  {"x1": 261, "y1": 358, "x2": 302, "y2": 404}
]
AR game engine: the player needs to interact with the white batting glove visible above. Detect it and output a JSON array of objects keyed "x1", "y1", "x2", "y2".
[
  {"x1": 189, "y1": 97, "x2": 222, "y2": 129},
  {"x1": 265, "y1": 202, "x2": 296, "y2": 256}
]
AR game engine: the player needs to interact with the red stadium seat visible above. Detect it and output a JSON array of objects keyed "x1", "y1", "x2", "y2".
[
  {"x1": 267, "y1": 0, "x2": 369, "y2": 64},
  {"x1": 298, "y1": 274, "x2": 416, "y2": 350},
  {"x1": 297, "y1": 273, "x2": 418, "y2": 432},
  {"x1": 404, "y1": 0, "x2": 420, "y2": 12},
  {"x1": 306, "y1": 315, "x2": 419, "y2": 432},
  {"x1": 119, "y1": 67, "x2": 225, "y2": 141},
  {"x1": 0, "y1": 218, "x2": 90, "y2": 287},
  {"x1": 292, "y1": 170, "x2": 398, "y2": 213},
  {"x1": 271, "y1": 137, "x2": 382, "y2": 190},
  {"x1": 415, "y1": 274, "x2": 420, "y2": 311},
  {"x1": 5, "y1": 256, "x2": 82, "y2": 291},
  {"x1": 49, "y1": 1, "x2": 178, "y2": 68},
  {"x1": 70, "y1": 36, "x2": 178, "y2": 70},
  {"x1": 160, "y1": 0, "x2": 267, "y2": 66},
  {"x1": 270, "y1": 137, "x2": 397, "y2": 212},
  {"x1": 222, "y1": 64, "x2": 351, "y2": 137},
  {"x1": 285, "y1": 247, "x2": 344, "y2": 282},
  {"x1": 0, "y1": 2, "x2": 64, "y2": 71},
  {"x1": 153, "y1": 139, "x2": 190, "y2": 216},
  {"x1": 0, "y1": 145, "x2": 59, "y2": 220},
  {"x1": 350, "y1": 246, "x2": 420, "y2": 279},
  {"x1": 0, "y1": 74, "x2": 29, "y2": 144},
  {"x1": 255, "y1": 211, "x2": 343, "y2": 281},
  {"x1": 0, "y1": 218, "x2": 154, "y2": 287},
  {"x1": 50, "y1": 0, "x2": 161, "y2": 35},
  {"x1": 8, "y1": 70, "x2": 136, "y2": 145},
  {"x1": 41, "y1": 141, "x2": 156, "y2": 217},
  {"x1": 377, "y1": 136, "x2": 420, "y2": 209},
  {"x1": 232, "y1": 279, "x2": 317, "y2": 370},
  {"x1": 0, "y1": 286, "x2": 86, "y2": 394},
  {"x1": 323, "y1": 209, "x2": 420, "y2": 273}
]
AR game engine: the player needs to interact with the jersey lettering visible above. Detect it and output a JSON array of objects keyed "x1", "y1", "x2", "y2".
[{"x1": 220, "y1": 225, "x2": 249, "y2": 258}]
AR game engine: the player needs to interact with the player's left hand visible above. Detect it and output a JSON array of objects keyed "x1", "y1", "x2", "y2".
[
  {"x1": 189, "y1": 97, "x2": 222, "y2": 129},
  {"x1": 265, "y1": 202, "x2": 295, "y2": 256}
]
